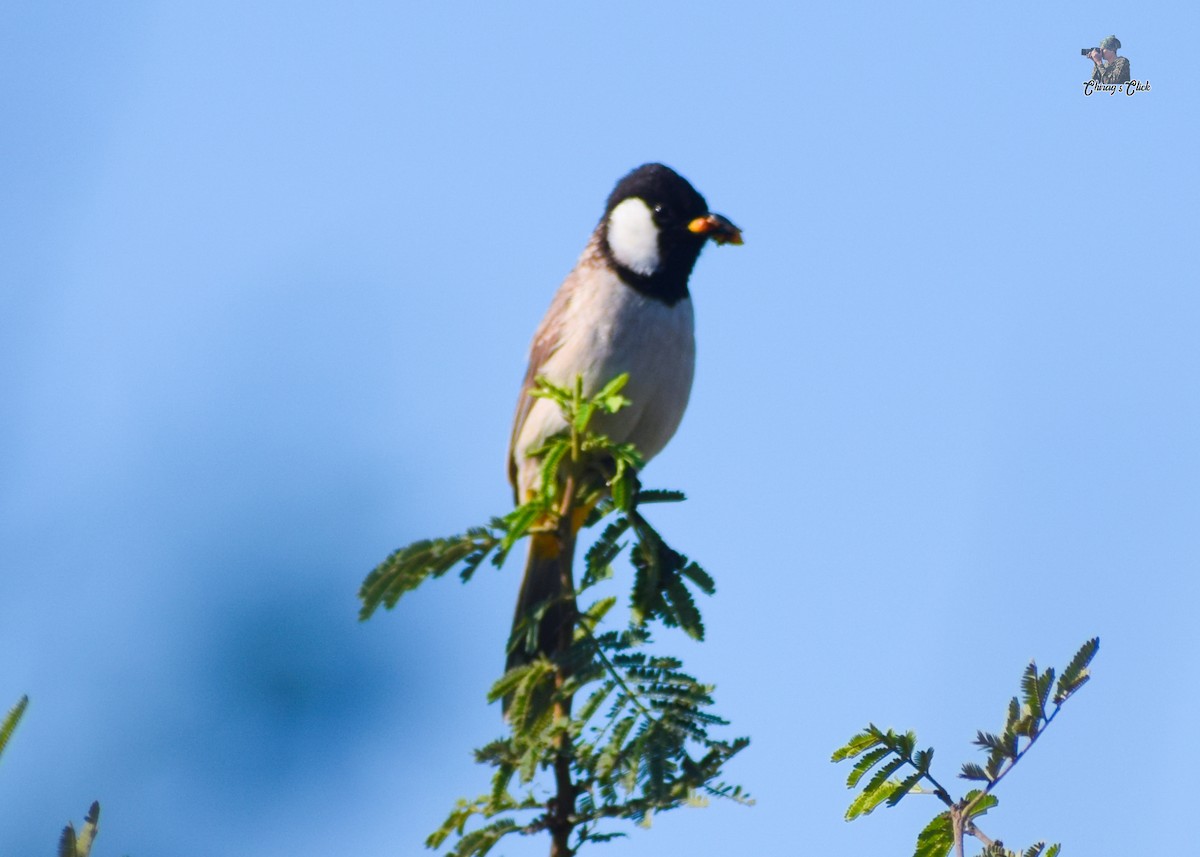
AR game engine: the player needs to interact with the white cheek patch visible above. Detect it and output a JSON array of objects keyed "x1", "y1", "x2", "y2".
[{"x1": 606, "y1": 197, "x2": 661, "y2": 276}]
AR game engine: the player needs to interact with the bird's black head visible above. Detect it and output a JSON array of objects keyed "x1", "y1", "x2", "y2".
[{"x1": 599, "y1": 163, "x2": 742, "y2": 305}]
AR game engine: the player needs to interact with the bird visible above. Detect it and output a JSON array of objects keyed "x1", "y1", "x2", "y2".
[{"x1": 506, "y1": 163, "x2": 742, "y2": 673}]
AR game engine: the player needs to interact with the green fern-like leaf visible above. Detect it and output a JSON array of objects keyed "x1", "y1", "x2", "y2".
[
  {"x1": 859, "y1": 755, "x2": 906, "y2": 803},
  {"x1": 488, "y1": 663, "x2": 536, "y2": 705},
  {"x1": 576, "y1": 827, "x2": 628, "y2": 845},
  {"x1": 845, "y1": 776, "x2": 904, "y2": 820},
  {"x1": 486, "y1": 756, "x2": 517, "y2": 808},
  {"x1": 1020, "y1": 661, "x2": 1045, "y2": 723},
  {"x1": 577, "y1": 679, "x2": 617, "y2": 726},
  {"x1": 57, "y1": 802, "x2": 99, "y2": 857},
  {"x1": 680, "y1": 560, "x2": 716, "y2": 596},
  {"x1": 0, "y1": 695, "x2": 29, "y2": 762},
  {"x1": 662, "y1": 578, "x2": 705, "y2": 640},
  {"x1": 985, "y1": 747, "x2": 1006, "y2": 780},
  {"x1": 592, "y1": 372, "x2": 632, "y2": 414},
  {"x1": 57, "y1": 824, "x2": 76, "y2": 857},
  {"x1": 74, "y1": 802, "x2": 99, "y2": 857},
  {"x1": 640, "y1": 721, "x2": 675, "y2": 802},
  {"x1": 446, "y1": 818, "x2": 521, "y2": 857},
  {"x1": 635, "y1": 489, "x2": 686, "y2": 505},
  {"x1": 912, "y1": 747, "x2": 933, "y2": 773},
  {"x1": 596, "y1": 714, "x2": 639, "y2": 780},
  {"x1": 1036, "y1": 666, "x2": 1055, "y2": 721},
  {"x1": 1005, "y1": 696, "x2": 1020, "y2": 733},
  {"x1": 573, "y1": 398, "x2": 595, "y2": 433},
  {"x1": 611, "y1": 463, "x2": 635, "y2": 511},
  {"x1": 1055, "y1": 637, "x2": 1099, "y2": 703},
  {"x1": 583, "y1": 517, "x2": 630, "y2": 590},
  {"x1": 358, "y1": 527, "x2": 502, "y2": 619},
  {"x1": 628, "y1": 516, "x2": 709, "y2": 639},
  {"x1": 537, "y1": 436, "x2": 571, "y2": 497},
  {"x1": 831, "y1": 727, "x2": 885, "y2": 762},
  {"x1": 497, "y1": 503, "x2": 544, "y2": 559},
  {"x1": 846, "y1": 746, "x2": 891, "y2": 788},
  {"x1": 530, "y1": 375, "x2": 573, "y2": 408},
  {"x1": 974, "y1": 730, "x2": 1003, "y2": 751},
  {"x1": 701, "y1": 778, "x2": 753, "y2": 805},
  {"x1": 914, "y1": 811, "x2": 954, "y2": 857},
  {"x1": 494, "y1": 659, "x2": 556, "y2": 740},
  {"x1": 428, "y1": 796, "x2": 486, "y2": 848},
  {"x1": 960, "y1": 762, "x2": 991, "y2": 782},
  {"x1": 886, "y1": 769, "x2": 926, "y2": 807}
]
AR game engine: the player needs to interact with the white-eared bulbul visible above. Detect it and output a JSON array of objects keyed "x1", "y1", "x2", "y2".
[{"x1": 507, "y1": 163, "x2": 741, "y2": 671}]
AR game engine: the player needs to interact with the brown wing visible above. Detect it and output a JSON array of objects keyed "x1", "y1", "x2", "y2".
[{"x1": 507, "y1": 271, "x2": 579, "y2": 499}]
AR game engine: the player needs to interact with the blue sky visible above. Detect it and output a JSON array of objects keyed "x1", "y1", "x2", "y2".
[{"x1": 2, "y1": 2, "x2": 1197, "y2": 855}]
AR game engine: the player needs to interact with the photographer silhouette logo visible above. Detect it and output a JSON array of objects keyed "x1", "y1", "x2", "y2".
[{"x1": 1082, "y1": 34, "x2": 1150, "y2": 96}]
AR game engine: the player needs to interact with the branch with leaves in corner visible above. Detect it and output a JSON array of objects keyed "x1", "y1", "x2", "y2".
[
  {"x1": 831, "y1": 637, "x2": 1099, "y2": 857},
  {"x1": 2, "y1": 696, "x2": 103, "y2": 857},
  {"x1": 58, "y1": 801, "x2": 101, "y2": 857},
  {"x1": 360, "y1": 374, "x2": 750, "y2": 857}
]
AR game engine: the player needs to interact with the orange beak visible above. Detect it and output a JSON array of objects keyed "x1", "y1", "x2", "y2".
[{"x1": 687, "y1": 213, "x2": 743, "y2": 246}]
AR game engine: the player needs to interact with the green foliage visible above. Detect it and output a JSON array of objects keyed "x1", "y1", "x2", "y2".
[
  {"x1": 1054, "y1": 638, "x2": 1097, "y2": 704},
  {"x1": 978, "y1": 843, "x2": 1061, "y2": 857},
  {"x1": 362, "y1": 374, "x2": 748, "y2": 855},
  {"x1": 58, "y1": 802, "x2": 100, "y2": 857},
  {"x1": 832, "y1": 639, "x2": 1098, "y2": 857},
  {"x1": 3, "y1": 700, "x2": 106, "y2": 856},
  {"x1": 832, "y1": 726, "x2": 937, "y2": 820},
  {"x1": 960, "y1": 639, "x2": 1099, "y2": 793},
  {"x1": 359, "y1": 526, "x2": 504, "y2": 619},
  {"x1": 915, "y1": 812, "x2": 954, "y2": 857},
  {"x1": 0, "y1": 695, "x2": 29, "y2": 763},
  {"x1": 438, "y1": 629, "x2": 749, "y2": 856}
]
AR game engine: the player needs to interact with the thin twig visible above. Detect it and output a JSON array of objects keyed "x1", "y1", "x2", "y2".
[
  {"x1": 892, "y1": 745, "x2": 954, "y2": 807},
  {"x1": 967, "y1": 820, "x2": 995, "y2": 848}
]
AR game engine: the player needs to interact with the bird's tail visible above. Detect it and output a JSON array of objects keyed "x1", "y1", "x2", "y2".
[{"x1": 506, "y1": 531, "x2": 575, "y2": 676}]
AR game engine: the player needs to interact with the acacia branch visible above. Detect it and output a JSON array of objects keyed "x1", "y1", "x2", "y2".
[
  {"x1": 982, "y1": 704, "x2": 1063, "y2": 797},
  {"x1": 549, "y1": 469, "x2": 581, "y2": 857},
  {"x1": 966, "y1": 820, "x2": 995, "y2": 848}
]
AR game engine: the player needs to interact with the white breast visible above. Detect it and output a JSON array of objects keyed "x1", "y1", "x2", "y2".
[{"x1": 513, "y1": 265, "x2": 696, "y2": 497}]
